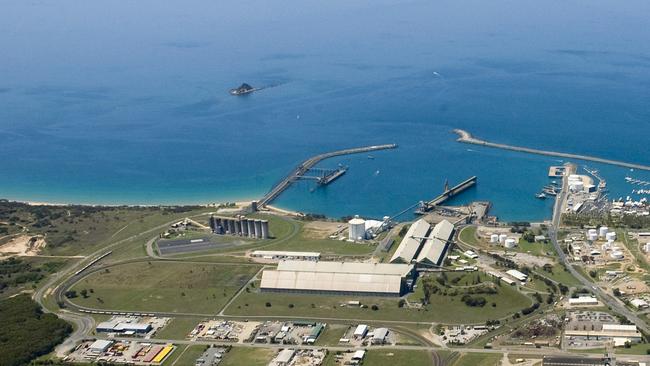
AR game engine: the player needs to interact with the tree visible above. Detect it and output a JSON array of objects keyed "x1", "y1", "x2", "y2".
[
  {"x1": 371, "y1": 304, "x2": 379, "y2": 311},
  {"x1": 64, "y1": 290, "x2": 77, "y2": 299},
  {"x1": 80, "y1": 289, "x2": 88, "y2": 298},
  {"x1": 265, "y1": 302, "x2": 272, "y2": 307}
]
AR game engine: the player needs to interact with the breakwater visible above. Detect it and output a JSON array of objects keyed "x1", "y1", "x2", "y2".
[{"x1": 454, "y1": 129, "x2": 650, "y2": 172}]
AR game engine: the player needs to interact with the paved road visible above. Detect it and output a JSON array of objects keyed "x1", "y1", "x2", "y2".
[
  {"x1": 32, "y1": 212, "x2": 213, "y2": 355},
  {"x1": 549, "y1": 165, "x2": 650, "y2": 333}
]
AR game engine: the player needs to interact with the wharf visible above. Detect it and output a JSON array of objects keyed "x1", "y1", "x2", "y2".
[
  {"x1": 259, "y1": 143, "x2": 397, "y2": 207},
  {"x1": 416, "y1": 176, "x2": 477, "y2": 214},
  {"x1": 455, "y1": 129, "x2": 650, "y2": 172}
]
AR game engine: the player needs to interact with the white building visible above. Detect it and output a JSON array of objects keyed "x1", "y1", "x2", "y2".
[
  {"x1": 568, "y1": 296, "x2": 598, "y2": 306},
  {"x1": 631, "y1": 298, "x2": 649, "y2": 309},
  {"x1": 353, "y1": 324, "x2": 368, "y2": 339},
  {"x1": 506, "y1": 269, "x2": 528, "y2": 282},
  {"x1": 89, "y1": 340, "x2": 113, "y2": 353},
  {"x1": 371, "y1": 328, "x2": 389, "y2": 344},
  {"x1": 260, "y1": 260, "x2": 414, "y2": 296},
  {"x1": 390, "y1": 219, "x2": 430, "y2": 263},
  {"x1": 416, "y1": 220, "x2": 454, "y2": 266},
  {"x1": 348, "y1": 215, "x2": 367, "y2": 241}
]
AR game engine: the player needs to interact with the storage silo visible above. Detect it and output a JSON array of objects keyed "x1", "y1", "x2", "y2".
[
  {"x1": 606, "y1": 232, "x2": 616, "y2": 241},
  {"x1": 348, "y1": 215, "x2": 366, "y2": 241},
  {"x1": 498, "y1": 234, "x2": 508, "y2": 243},
  {"x1": 504, "y1": 238, "x2": 517, "y2": 248},
  {"x1": 234, "y1": 220, "x2": 241, "y2": 235},
  {"x1": 254, "y1": 219, "x2": 262, "y2": 238},
  {"x1": 643, "y1": 243, "x2": 650, "y2": 253},
  {"x1": 598, "y1": 226, "x2": 609, "y2": 238},
  {"x1": 248, "y1": 220, "x2": 256, "y2": 238},
  {"x1": 215, "y1": 218, "x2": 224, "y2": 234},
  {"x1": 209, "y1": 215, "x2": 216, "y2": 232},
  {"x1": 260, "y1": 220, "x2": 269, "y2": 239},
  {"x1": 241, "y1": 218, "x2": 249, "y2": 236},
  {"x1": 227, "y1": 219, "x2": 235, "y2": 234},
  {"x1": 490, "y1": 234, "x2": 499, "y2": 244}
]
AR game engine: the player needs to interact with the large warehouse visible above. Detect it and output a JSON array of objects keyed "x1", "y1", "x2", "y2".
[
  {"x1": 260, "y1": 260, "x2": 415, "y2": 296},
  {"x1": 390, "y1": 219, "x2": 454, "y2": 266}
]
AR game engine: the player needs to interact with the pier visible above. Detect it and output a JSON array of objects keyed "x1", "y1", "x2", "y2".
[
  {"x1": 259, "y1": 143, "x2": 398, "y2": 207},
  {"x1": 416, "y1": 176, "x2": 477, "y2": 214},
  {"x1": 454, "y1": 129, "x2": 650, "y2": 172}
]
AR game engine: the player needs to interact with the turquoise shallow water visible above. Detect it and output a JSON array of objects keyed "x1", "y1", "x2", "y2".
[{"x1": 1, "y1": 0, "x2": 649, "y2": 221}]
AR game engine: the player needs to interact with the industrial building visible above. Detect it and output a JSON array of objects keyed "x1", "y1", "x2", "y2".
[
  {"x1": 506, "y1": 269, "x2": 528, "y2": 282},
  {"x1": 260, "y1": 260, "x2": 414, "y2": 296},
  {"x1": 348, "y1": 215, "x2": 388, "y2": 241},
  {"x1": 568, "y1": 296, "x2": 599, "y2": 306},
  {"x1": 251, "y1": 250, "x2": 320, "y2": 261},
  {"x1": 542, "y1": 356, "x2": 610, "y2": 366},
  {"x1": 96, "y1": 321, "x2": 152, "y2": 334},
  {"x1": 390, "y1": 219, "x2": 454, "y2": 266},
  {"x1": 564, "y1": 324, "x2": 642, "y2": 346},
  {"x1": 209, "y1": 215, "x2": 269, "y2": 239}
]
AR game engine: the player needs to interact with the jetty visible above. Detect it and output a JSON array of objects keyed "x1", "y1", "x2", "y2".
[
  {"x1": 259, "y1": 143, "x2": 398, "y2": 207},
  {"x1": 454, "y1": 129, "x2": 650, "y2": 172},
  {"x1": 416, "y1": 176, "x2": 477, "y2": 214}
]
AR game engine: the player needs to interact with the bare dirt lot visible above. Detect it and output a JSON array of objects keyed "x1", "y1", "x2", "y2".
[{"x1": 0, "y1": 235, "x2": 46, "y2": 258}]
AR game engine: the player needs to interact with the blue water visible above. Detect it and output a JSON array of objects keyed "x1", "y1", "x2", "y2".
[{"x1": 1, "y1": 0, "x2": 650, "y2": 221}]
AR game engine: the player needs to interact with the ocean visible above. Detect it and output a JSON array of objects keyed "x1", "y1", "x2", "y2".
[{"x1": 1, "y1": 0, "x2": 649, "y2": 222}]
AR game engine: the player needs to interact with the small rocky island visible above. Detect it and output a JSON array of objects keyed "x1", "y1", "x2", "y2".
[{"x1": 229, "y1": 83, "x2": 256, "y2": 96}]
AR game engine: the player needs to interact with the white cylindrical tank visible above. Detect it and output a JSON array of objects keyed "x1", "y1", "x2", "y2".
[
  {"x1": 610, "y1": 251, "x2": 624, "y2": 260},
  {"x1": 644, "y1": 243, "x2": 650, "y2": 253},
  {"x1": 599, "y1": 226, "x2": 609, "y2": 238},
  {"x1": 499, "y1": 234, "x2": 508, "y2": 243},
  {"x1": 504, "y1": 238, "x2": 517, "y2": 248},
  {"x1": 490, "y1": 234, "x2": 499, "y2": 243},
  {"x1": 606, "y1": 232, "x2": 616, "y2": 241},
  {"x1": 348, "y1": 215, "x2": 366, "y2": 241},
  {"x1": 587, "y1": 229, "x2": 597, "y2": 236}
]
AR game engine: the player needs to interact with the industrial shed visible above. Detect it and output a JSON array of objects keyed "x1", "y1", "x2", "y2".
[
  {"x1": 390, "y1": 219, "x2": 430, "y2": 264},
  {"x1": 416, "y1": 220, "x2": 454, "y2": 266},
  {"x1": 260, "y1": 260, "x2": 414, "y2": 296}
]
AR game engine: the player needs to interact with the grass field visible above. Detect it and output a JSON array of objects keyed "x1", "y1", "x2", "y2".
[
  {"x1": 220, "y1": 346, "x2": 275, "y2": 366},
  {"x1": 226, "y1": 274, "x2": 531, "y2": 324},
  {"x1": 516, "y1": 239, "x2": 556, "y2": 257},
  {"x1": 163, "y1": 344, "x2": 207, "y2": 365},
  {"x1": 458, "y1": 226, "x2": 479, "y2": 246},
  {"x1": 261, "y1": 228, "x2": 375, "y2": 256},
  {"x1": 69, "y1": 261, "x2": 260, "y2": 313},
  {"x1": 613, "y1": 342, "x2": 650, "y2": 355},
  {"x1": 452, "y1": 352, "x2": 503, "y2": 366},
  {"x1": 155, "y1": 317, "x2": 205, "y2": 340},
  {"x1": 315, "y1": 324, "x2": 349, "y2": 346},
  {"x1": 364, "y1": 350, "x2": 433, "y2": 366}
]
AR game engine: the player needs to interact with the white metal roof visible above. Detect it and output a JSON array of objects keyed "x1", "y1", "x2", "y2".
[
  {"x1": 352, "y1": 350, "x2": 366, "y2": 360},
  {"x1": 568, "y1": 296, "x2": 598, "y2": 304},
  {"x1": 89, "y1": 339, "x2": 112, "y2": 351},
  {"x1": 430, "y1": 220, "x2": 454, "y2": 241},
  {"x1": 416, "y1": 238, "x2": 448, "y2": 265},
  {"x1": 252, "y1": 251, "x2": 321, "y2": 258},
  {"x1": 602, "y1": 324, "x2": 638, "y2": 332},
  {"x1": 276, "y1": 260, "x2": 412, "y2": 277},
  {"x1": 506, "y1": 269, "x2": 528, "y2": 281},
  {"x1": 261, "y1": 270, "x2": 403, "y2": 294},
  {"x1": 354, "y1": 324, "x2": 368, "y2": 336},
  {"x1": 373, "y1": 327, "x2": 389, "y2": 340},
  {"x1": 390, "y1": 219, "x2": 430, "y2": 263},
  {"x1": 276, "y1": 349, "x2": 295, "y2": 363}
]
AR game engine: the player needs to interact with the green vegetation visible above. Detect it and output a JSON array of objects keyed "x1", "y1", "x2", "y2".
[
  {"x1": 614, "y1": 342, "x2": 650, "y2": 355},
  {"x1": 315, "y1": 324, "x2": 349, "y2": 346},
  {"x1": 163, "y1": 344, "x2": 207, "y2": 365},
  {"x1": 363, "y1": 349, "x2": 433, "y2": 366},
  {"x1": 155, "y1": 317, "x2": 204, "y2": 340},
  {"x1": 0, "y1": 257, "x2": 67, "y2": 298},
  {"x1": 452, "y1": 352, "x2": 502, "y2": 366},
  {"x1": 220, "y1": 346, "x2": 274, "y2": 366},
  {"x1": 0, "y1": 200, "x2": 212, "y2": 256},
  {"x1": 0, "y1": 295, "x2": 71, "y2": 366},
  {"x1": 458, "y1": 226, "x2": 479, "y2": 246},
  {"x1": 227, "y1": 273, "x2": 531, "y2": 323},
  {"x1": 262, "y1": 223, "x2": 374, "y2": 255},
  {"x1": 69, "y1": 261, "x2": 260, "y2": 313}
]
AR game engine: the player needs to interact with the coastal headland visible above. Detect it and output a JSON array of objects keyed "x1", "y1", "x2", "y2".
[{"x1": 454, "y1": 129, "x2": 650, "y2": 172}]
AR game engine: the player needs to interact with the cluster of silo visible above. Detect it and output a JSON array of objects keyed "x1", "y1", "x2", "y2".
[{"x1": 208, "y1": 215, "x2": 269, "y2": 239}]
